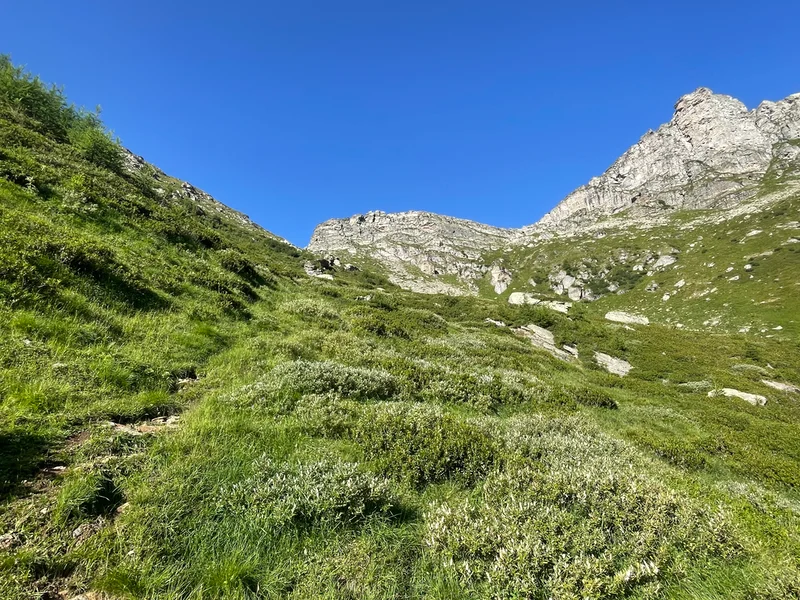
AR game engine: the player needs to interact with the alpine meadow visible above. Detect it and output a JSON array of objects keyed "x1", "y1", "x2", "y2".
[{"x1": 1, "y1": 56, "x2": 800, "y2": 600}]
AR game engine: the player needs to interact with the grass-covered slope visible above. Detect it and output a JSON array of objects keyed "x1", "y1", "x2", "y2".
[
  {"x1": 1, "y1": 59, "x2": 800, "y2": 599},
  {"x1": 482, "y1": 188, "x2": 800, "y2": 338}
]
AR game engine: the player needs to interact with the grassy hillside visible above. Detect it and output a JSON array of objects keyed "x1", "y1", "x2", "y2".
[
  {"x1": 1, "y1": 58, "x2": 799, "y2": 599},
  {"x1": 482, "y1": 190, "x2": 800, "y2": 338}
]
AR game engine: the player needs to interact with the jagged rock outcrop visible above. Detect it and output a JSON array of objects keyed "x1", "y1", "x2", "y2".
[
  {"x1": 308, "y1": 210, "x2": 516, "y2": 294},
  {"x1": 307, "y1": 89, "x2": 800, "y2": 295},
  {"x1": 525, "y1": 89, "x2": 800, "y2": 235}
]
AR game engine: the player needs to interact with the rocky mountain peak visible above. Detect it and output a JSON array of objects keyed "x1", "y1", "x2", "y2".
[
  {"x1": 307, "y1": 88, "x2": 800, "y2": 295},
  {"x1": 529, "y1": 88, "x2": 800, "y2": 234}
]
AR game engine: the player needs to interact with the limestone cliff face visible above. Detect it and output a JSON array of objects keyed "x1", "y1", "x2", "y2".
[
  {"x1": 307, "y1": 88, "x2": 800, "y2": 294},
  {"x1": 308, "y1": 210, "x2": 516, "y2": 294},
  {"x1": 526, "y1": 88, "x2": 800, "y2": 234}
]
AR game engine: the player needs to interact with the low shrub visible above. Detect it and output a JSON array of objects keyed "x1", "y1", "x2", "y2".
[
  {"x1": 552, "y1": 383, "x2": 618, "y2": 409},
  {"x1": 295, "y1": 393, "x2": 361, "y2": 437},
  {"x1": 280, "y1": 297, "x2": 342, "y2": 324},
  {"x1": 353, "y1": 403, "x2": 500, "y2": 487},
  {"x1": 215, "y1": 457, "x2": 396, "y2": 531},
  {"x1": 418, "y1": 367, "x2": 544, "y2": 412},
  {"x1": 424, "y1": 415, "x2": 740, "y2": 598},
  {"x1": 224, "y1": 360, "x2": 400, "y2": 411},
  {"x1": 69, "y1": 124, "x2": 124, "y2": 173},
  {"x1": 631, "y1": 434, "x2": 708, "y2": 470},
  {"x1": 348, "y1": 305, "x2": 448, "y2": 339}
]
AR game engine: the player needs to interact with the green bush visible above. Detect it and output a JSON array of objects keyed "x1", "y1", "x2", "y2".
[
  {"x1": 424, "y1": 415, "x2": 740, "y2": 598},
  {"x1": 348, "y1": 305, "x2": 448, "y2": 339},
  {"x1": 417, "y1": 367, "x2": 541, "y2": 412},
  {"x1": 216, "y1": 248, "x2": 263, "y2": 284},
  {"x1": 552, "y1": 383, "x2": 618, "y2": 409},
  {"x1": 214, "y1": 458, "x2": 396, "y2": 530},
  {"x1": 69, "y1": 124, "x2": 124, "y2": 172},
  {"x1": 280, "y1": 297, "x2": 342, "y2": 324},
  {"x1": 353, "y1": 403, "x2": 500, "y2": 487},
  {"x1": 226, "y1": 360, "x2": 400, "y2": 412},
  {"x1": 294, "y1": 393, "x2": 360, "y2": 437},
  {"x1": 0, "y1": 55, "x2": 75, "y2": 140}
]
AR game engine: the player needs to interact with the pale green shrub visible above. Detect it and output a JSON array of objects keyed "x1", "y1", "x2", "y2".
[
  {"x1": 215, "y1": 457, "x2": 396, "y2": 531},
  {"x1": 280, "y1": 297, "x2": 342, "y2": 323},
  {"x1": 353, "y1": 403, "x2": 500, "y2": 487},
  {"x1": 423, "y1": 415, "x2": 741, "y2": 598},
  {"x1": 270, "y1": 360, "x2": 399, "y2": 400},
  {"x1": 295, "y1": 393, "x2": 360, "y2": 437},
  {"x1": 223, "y1": 360, "x2": 400, "y2": 411}
]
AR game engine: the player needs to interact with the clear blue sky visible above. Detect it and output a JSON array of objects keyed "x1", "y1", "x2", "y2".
[{"x1": 5, "y1": 1, "x2": 800, "y2": 246}]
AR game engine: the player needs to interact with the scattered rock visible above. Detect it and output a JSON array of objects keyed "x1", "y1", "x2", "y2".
[
  {"x1": 514, "y1": 324, "x2": 574, "y2": 361},
  {"x1": 674, "y1": 279, "x2": 686, "y2": 288},
  {"x1": 489, "y1": 264, "x2": 513, "y2": 294},
  {"x1": 484, "y1": 318, "x2": 506, "y2": 327},
  {"x1": 109, "y1": 415, "x2": 181, "y2": 436},
  {"x1": 653, "y1": 255, "x2": 677, "y2": 269},
  {"x1": 744, "y1": 264, "x2": 753, "y2": 272},
  {"x1": 605, "y1": 311, "x2": 649, "y2": 325},
  {"x1": 677, "y1": 380, "x2": 713, "y2": 392},
  {"x1": 708, "y1": 388, "x2": 767, "y2": 406},
  {"x1": 507, "y1": 293, "x2": 571, "y2": 313},
  {"x1": 761, "y1": 380, "x2": 799, "y2": 393},
  {"x1": 541, "y1": 300, "x2": 572, "y2": 314},
  {"x1": 508, "y1": 292, "x2": 538, "y2": 306},
  {"x1": 594, "y1": 352, "x2": 632, "y2": 376},
  {"x1": 303, "y1": 261, "x2": 334, "y2": 280},
  {"x1": 67, "y1": 592, "x2": 102, "y2": 600},
  {"x1": 645, "y1": 281, "x2": 660, "y2": 292},
  {"x1": 0, "y1": 532, "x2": 20, "y2": 551},
  {"x1": 562, "y1": 344, "x2": 579, "y2": 358}
]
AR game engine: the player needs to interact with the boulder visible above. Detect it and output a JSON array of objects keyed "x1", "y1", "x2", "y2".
[
  {"x1": 605, "y1": 311, "x2": 650, "y2": 326},
  {"x1": 594, "y1": 352, "x2": 632, "y2": 376},
  {"x1": 761, "y1": 379, "x2": 799, "y2": 393},
  {"x1": 508, "y1": 292, "x2": 539, "y2": 306},
  {"x1": 514, "y1": 324, "x2": 574, "y2": 361},
  {"x1": 653, "y1": 255, "x2": 677, "y2": 269},
  {"x1": 708, "y1": 388, "x2": 767, "y2": 406},
  {"x1": 489, "y1": 264, "x2": 513, "y2": 294}
]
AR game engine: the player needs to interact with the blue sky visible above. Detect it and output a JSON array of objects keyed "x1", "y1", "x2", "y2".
[{"x1": 5, "y1": 1, "x2": 800, "y2": 246}]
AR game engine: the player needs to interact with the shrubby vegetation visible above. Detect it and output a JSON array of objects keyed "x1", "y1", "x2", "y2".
[
  {"x1": 215, "y1": 457, "x2": 398, "y2": 530},
  {"x1": 353, "y1": 403, "x2": 500, "y2": 487}
]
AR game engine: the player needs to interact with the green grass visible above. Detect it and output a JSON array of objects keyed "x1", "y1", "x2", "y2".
[{"x1": 1, "y1": 57, "x2": 800, "y2": 600}]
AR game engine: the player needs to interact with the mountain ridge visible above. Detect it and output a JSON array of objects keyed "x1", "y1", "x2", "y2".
[{"x1": 308, "y1": 87, "x2": 800, "y2": 295}]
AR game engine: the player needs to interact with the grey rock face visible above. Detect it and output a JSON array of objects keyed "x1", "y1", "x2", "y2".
[
  {"x1": 308, "y1": 210, "x2": 516, "y2": 294},
  {"x1": 605, "y1": 311, "x2": 650, "y2": 326},
  {"x1": 121, "y1": 149, "x2": 295, "y2": 248},
  {"x1": 489, "y1": 264, "x2": 513, "y2": 294},
  {"x1": 527, "y1": 89, "x2": 800, "y2": 235},
  {"x1": 514, "y1": 324, "x2": 574, "y2": 361}
]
